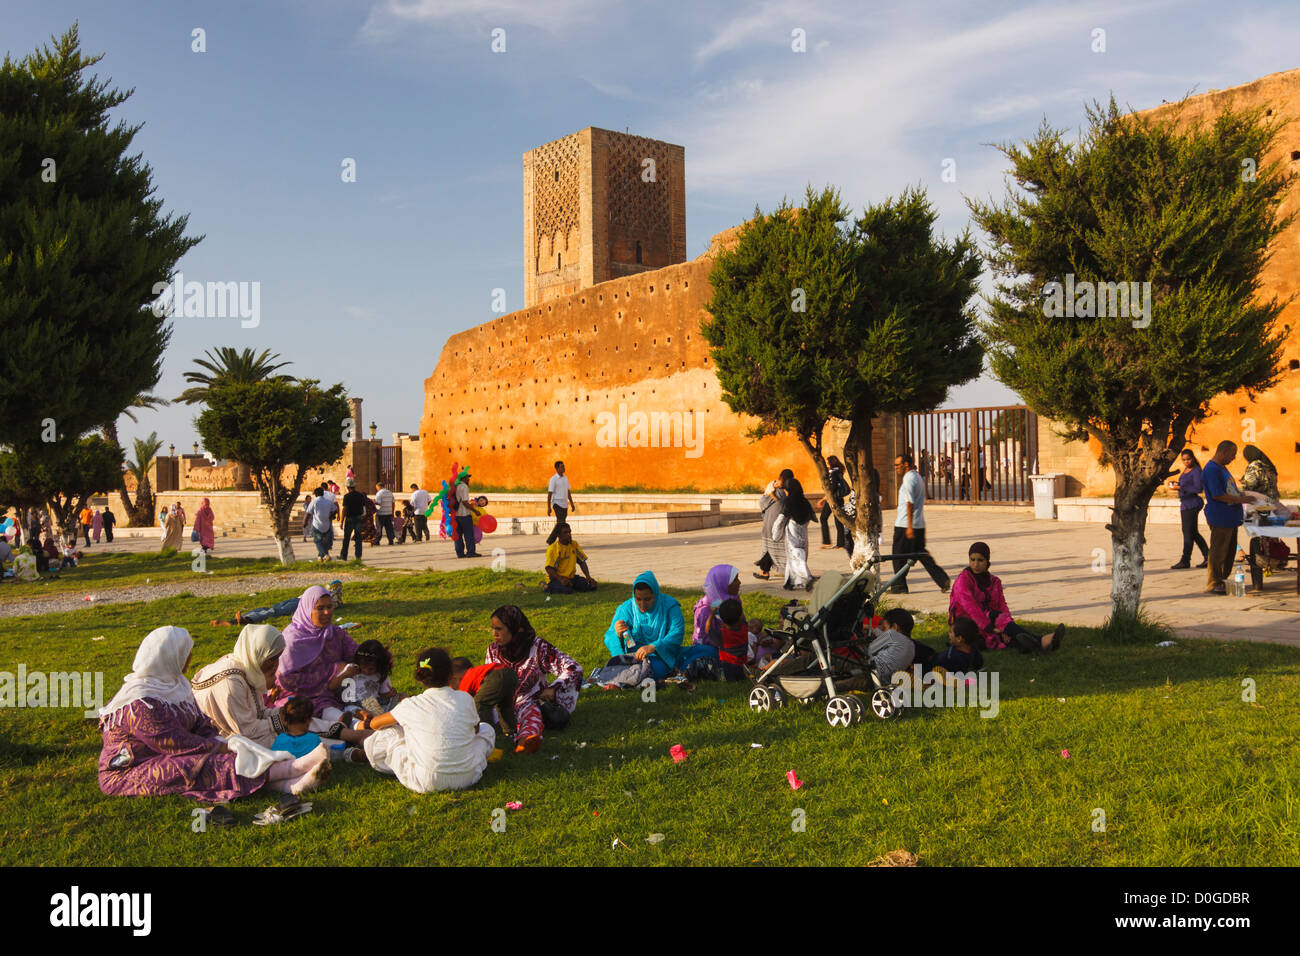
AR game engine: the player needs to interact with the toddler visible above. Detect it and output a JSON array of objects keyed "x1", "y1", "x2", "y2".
[
  {"x1": 716, "y1": 598, "x2": 752, "y2": 681},
  {"x1": 272, "y1": 697, "x2": 323, "y2": 758},
  {"x1": 335, "y1": 640, "x2": 398, "y2": 726},
  {"x1": 450, "y1": 657, "x2": 518, "y2": 735}
]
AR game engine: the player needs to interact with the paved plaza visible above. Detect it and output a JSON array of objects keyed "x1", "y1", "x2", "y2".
[{"x1": 97, "y1": 509, "x2": 1300, "y2": 647}]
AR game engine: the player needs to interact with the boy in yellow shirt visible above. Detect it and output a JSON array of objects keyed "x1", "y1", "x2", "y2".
[{"x1": 541, "y1": 524, "x2": 597, "y2": 593}]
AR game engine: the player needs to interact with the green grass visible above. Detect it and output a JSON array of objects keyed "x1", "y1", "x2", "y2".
[
  {"x1": 0, "y1": 550, "x2": 381, "y2": 603},
  {"x1": 1, "y1": 567, "x2": 1297, "y2": 866}
]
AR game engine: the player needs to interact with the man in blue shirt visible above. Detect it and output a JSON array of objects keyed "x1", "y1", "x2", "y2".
[{"x1": 1201, "y1": 440, "x2": 1250, "y2": 595}]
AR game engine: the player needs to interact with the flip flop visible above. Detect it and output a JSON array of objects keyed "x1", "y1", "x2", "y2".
[
  {"x1": 253, "y1": 795, "x2": 314, "y2": 825},
  {"x1": 1050, "y1": 624, "x2": 1064, "y2": 651},
  {"x1": 205, "y1": 804, "x2": 237, "y2": 827}
]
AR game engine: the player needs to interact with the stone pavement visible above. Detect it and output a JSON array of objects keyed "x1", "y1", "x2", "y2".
[{"x1": 94, "y1": 509, "x2": 1300, "y2": 648}]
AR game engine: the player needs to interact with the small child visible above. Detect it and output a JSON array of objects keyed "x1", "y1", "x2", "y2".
[
  {"x1": 716, "y1": 598, "x2": 752, "y2": 681},
  {"x1": 59, "y1": 542, "x2": 80, "y2": 569},
  {"x1": 450, "y1": 656, "x2": 518, "y2": 734},
  {"x1": 931, "y1": 616, "x2": 985, "y2": 675},
  {"x1": 337, "y1": 640, "x2": 398, "y2": 726},
  {"x1": 328, "y1": 579, "x2": 343, "y2": 608},
  {"x1": 272, "y1": 697, "x2": 323, "y2": 758},
  {"x1": 398, "y1": 501, "x2": 415, "y2": 543},
  {"x1": 393, "y1": 510, "x2": 406, "y2": 543}
]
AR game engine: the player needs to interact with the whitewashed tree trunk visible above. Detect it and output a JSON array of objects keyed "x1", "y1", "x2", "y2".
[
  {"x1": 275, "y1": 535, "x2": 296, "y2": 566},
  {"x1": 1108, "y1": 491, "x2": 1148, "y2": 618}
]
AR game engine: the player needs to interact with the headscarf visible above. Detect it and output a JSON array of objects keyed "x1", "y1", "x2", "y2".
[
  {"x1": 968, "y1": 541, "x2": 992, "y2": 588},
  {"x1": 100, "y1": 626, "x2": 197, "y2": 728},
  {"x1": 280, "y1": 586, "x2": 339, "y2": 672},
  {"x1": 492, "y1": 605, "x2": 537, "y2": 664},
  {"x1": 231, "y1": 624, "x2": 284, "y2": 695},
  {"x1": 703, "y1": 564, "x2": 740, "y2": 609},
  {"x1": 781, "y1": 477, "x2": 815, "y2": 524},
  {"x1": 199, "y1": 497, "x2": 212, "y2": 513},
  {"x1": 607, "y1": 571, "x2": 684, "y2": 661},
  {"x1": 1243, "y1": 445, "x2": 1277, "y2": 472}
]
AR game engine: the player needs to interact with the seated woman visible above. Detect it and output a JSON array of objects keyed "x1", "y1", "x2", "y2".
[
  {"x1": 269, "y1": 585, "x2": 358, "y2": 721},
  {"x1": 692, "y1": 564, "x2": 774, "y2": 668},
  {"x1": 99, "y1": 625, "x2": 332, "y2": 803},
  {"x1": 485, "y1": 605, "x2": 582, "y2": 754},
  {"x1": 348, "y1": 647, "x2": 494, "y2": 793},
  {"x1": 603, "y1": 571, "x2": 687, "y2": 682},
  {"x1": 948, "y1": 541, "x2": 1063, "y2": 653},
  {"x1": 191, "y1": 623, "x2": 368, "y2": 747}
]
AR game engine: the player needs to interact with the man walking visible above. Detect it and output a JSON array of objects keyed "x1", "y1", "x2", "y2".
[
  {"x1": 374, "y1": 480, "x2": 395, "y2": 545},
  {"x1": 453, "y1": 470, "x2": 478, "y2": 558},
  {"x1": 339, "y1": 477, "x2": 368, "y2": 562},
  {"x1": 546, "y1": 460, "x2": 576, "y2": 545},
  {"x1": 1202, "y1": 440, "x2": 1250, "y2": 595},
  {"x1": 307, "y1": 487, "x2": 335, "y2": 562},
  {"x1": 890, "y1": 453, "x2": 951, "y2": 594},
  {"x1": 409, "y1": 483, "x2": 431, "y2": 541}
]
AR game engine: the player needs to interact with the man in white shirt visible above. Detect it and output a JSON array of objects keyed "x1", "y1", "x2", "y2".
[
  {"x1": 409, "y1": 483, "x2": 431, "y2": 541},
  {"x1": 453, "y1": 471, "x2": 478, "y2": 558},
  {"x1": 546, "y1": 460, "x2": 577, "y2": 545},
  {"x1": 306, "y1": 487, "x2": 337, "y2": 562},
  {"x1": 890, "y1": 453, "x2": 950, "y2": 594},
  {"x1": 374, "y1": 481, "x2": 395, "y2": 545}
]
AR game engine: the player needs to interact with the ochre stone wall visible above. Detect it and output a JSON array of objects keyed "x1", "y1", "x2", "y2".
[
  {"x1": 1037, "y1": 68, "x2": 1300, "y2": 494},
  {"x1": 419, "y1": 228, "x2": 903, "y2": 501}
]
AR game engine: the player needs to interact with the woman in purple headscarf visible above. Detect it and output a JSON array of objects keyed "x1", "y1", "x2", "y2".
[
  {"x1": 269, "y1": 585, "x2": 358, "y2": 720},
  {"x1": 690, "y1": 564, "x2": 768, "y2": 662}
]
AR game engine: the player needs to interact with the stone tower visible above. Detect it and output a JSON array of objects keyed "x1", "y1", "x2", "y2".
[{"x1": 522, "y1": 127, "x2": 686, "y2": 308}]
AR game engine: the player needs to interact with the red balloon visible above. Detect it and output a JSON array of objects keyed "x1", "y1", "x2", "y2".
[{"x1": 478, "y1": 514, "x2": 497, "y2": 534}]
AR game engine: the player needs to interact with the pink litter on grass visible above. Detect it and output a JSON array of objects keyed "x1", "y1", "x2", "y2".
[
  {"x1": 1060, "y1": 749, "x2": 1071, "y2": 758},
  {"x1": 669, "y1": 744, "x2": 688, "y2": 763},
  {"x1": 505, "y1": 801, "x2": 523, "y2": 810},
  {"x1": 786, "y1": 770, "x2": 804, "y2": 791}
]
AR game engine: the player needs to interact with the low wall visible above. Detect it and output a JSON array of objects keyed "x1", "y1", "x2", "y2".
[{"x1": 1055, "y1": 496, "x2": 1299, "y2": 524}]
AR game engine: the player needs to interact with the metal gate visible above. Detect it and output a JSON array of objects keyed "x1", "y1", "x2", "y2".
[
  {"x1": 379, "y1": 445, "x2": 402, "y2": 491},
  {"x1": 904, "y1": 407, "x2": 1037, "y2": 504}
]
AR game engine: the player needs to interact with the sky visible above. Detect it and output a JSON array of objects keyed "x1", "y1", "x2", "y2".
[{"x1": 5, "y1": 0, "x2": 1300, "y2": 455}]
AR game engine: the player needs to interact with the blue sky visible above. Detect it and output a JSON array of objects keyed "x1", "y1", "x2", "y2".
[{"x1": 6, "y1": 0, "x2": 1299, "y2": 454}]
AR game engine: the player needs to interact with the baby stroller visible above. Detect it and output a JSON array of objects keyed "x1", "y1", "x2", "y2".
[{"x1": 748, "y1": 555, "x2": 916, "y2": 728}]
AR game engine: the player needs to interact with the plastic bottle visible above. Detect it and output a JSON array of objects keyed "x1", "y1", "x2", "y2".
[{"x1": 1233, "y1": 562, "x2": 1246, "y2": 598}]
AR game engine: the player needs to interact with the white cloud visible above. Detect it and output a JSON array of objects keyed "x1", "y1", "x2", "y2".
[{"x1": 361, "y1": 0, "x2": 610, "y2": 39}]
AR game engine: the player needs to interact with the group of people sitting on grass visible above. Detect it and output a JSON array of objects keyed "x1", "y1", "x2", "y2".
[{"x1": 95, "y1": 539, "x2": 1062, "y2": 815}]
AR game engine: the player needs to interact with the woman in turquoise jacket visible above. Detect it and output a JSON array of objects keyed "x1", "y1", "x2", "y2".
[{"x1": 603, "y1": 571, "x2": 685, "y2": 681}]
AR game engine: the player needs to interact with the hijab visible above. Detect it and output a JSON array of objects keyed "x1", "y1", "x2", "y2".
[
  {"x1": 968, "y1": 541, "x2": 992, "y2": 589},
  {"x1": 492, "y1": 605, "x2": 537, "y2": 664},
  {"x1": 1243, "y1": 445, "x2": 1277, "y2": 472},
  {"x1": 199, "y1": 497, "x2": 212, "y2": 513},
  {"x1": 280, "y1": 585, "x2": 339, "y2": 672},
  {"x1": 100, "y1": 626, "x2": 197, "y2": 728},
  {"x1": 781, "y1": 477, "x2": 815, "y2": 524},
  {"x1": 703, "y1": 564, "x2": 740, "y2": 609},
  {"x1": 611, "y1": 571, "x2": 682, "y2": 645},
  {"x1": 231, "y1": 624, "x2": 284, "y2": 695}
]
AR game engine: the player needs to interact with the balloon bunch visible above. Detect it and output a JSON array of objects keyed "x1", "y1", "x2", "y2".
[{"x1": 423, "y1": 462, "x2": 496, "y2": 542}]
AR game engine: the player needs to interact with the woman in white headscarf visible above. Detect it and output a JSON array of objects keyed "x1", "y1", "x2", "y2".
[
  {"x1": 192, "y1": 624, "x2": 368, "y2": 747},
  {"x1": 98, "y1": 626, "x2": 331, "y2": 801}
]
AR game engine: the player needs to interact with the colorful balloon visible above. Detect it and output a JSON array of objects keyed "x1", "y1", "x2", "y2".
[{"x1": 478, "y1": 514, "x2": 497, "y2": 534}]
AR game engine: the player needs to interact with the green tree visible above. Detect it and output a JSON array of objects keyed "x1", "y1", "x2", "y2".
[
  {"x1": 174, "y1": 348, "x2": 294, "y2": 405},
  {"x1": 0, "y1": 25, "x2": 199, "y2": 452},
  {"x1": 196, "y1": 379, "x2": 349, "y2": 565},
  {"x1": 0, "y1": 435, "x2": 123, "y2": 539},
  {"x1": 704, "y1": 185, "x2": 984, "y2": 566},
  {"x1": 969, "y1": 97, "x2": 1292, "y2": 618}
]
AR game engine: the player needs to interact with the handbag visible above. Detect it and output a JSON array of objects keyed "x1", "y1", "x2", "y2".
[{"x1": 190, "y1": 529, "x2": 199, "y2": 542}]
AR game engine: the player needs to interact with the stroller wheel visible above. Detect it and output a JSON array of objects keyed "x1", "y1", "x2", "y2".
[
  {"x1": 748, "y1": 686, "x2": 774, "y2": 712},
  {"x1": 871, "y1": 688, "x2": 900, "y2": 720},
  {"x1": 769, "y1": 687, "x2": 786, "y2": 708},
  {"x1": 825, "y1": 696, "x2": 855, "y2": 728},
  {"x1": 845, "y1": 695, "x2": 864, "y2": 724}
]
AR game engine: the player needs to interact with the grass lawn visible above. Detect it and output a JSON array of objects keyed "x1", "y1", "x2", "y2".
[
  {"x1": 0, "y1": 550, "x2": 381, "y2": 603},
  {"x1": 1, "y1": 567, "x2": 1297, "y2": 866}
]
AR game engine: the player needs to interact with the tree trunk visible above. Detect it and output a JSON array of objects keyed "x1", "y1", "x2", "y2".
[
  {"x1": 844, "y1": 414, "x2": 882, "y2": 573},
  {"x1": 130, "y1": 476, "x2": 156, "y2": 527},
  {"x1": 1108, "y1": 481, "x2": 1149, "y2": 618},
  {"x1": 260, "y1": 466, "x2": 302, "y2": 567}
]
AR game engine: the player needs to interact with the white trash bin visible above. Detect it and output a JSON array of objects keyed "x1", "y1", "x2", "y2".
[{"x1": 1029, "y1": 474, "x2": 1066, "y2": 520}]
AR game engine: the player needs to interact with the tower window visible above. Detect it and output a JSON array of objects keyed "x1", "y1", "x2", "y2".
[
  {"x1": 558, "y1": 254, "x2": 562, "y2": 268},
  {"x1": 635, "y1": 241, "x2": 643, "y2": 264},
  {"x1": 554, "y1": 169, "x2": 559, "y2": 181}
]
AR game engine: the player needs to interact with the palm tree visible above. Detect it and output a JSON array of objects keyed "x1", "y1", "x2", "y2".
[
  {"x1": 176, "y1": 348, "x2": 295, "y2": 490},
  {"x1": 123, "y1": 432, "x2": 164, "y2": 526},
  {"x1": 174, "y1": 348, "x2": 294, "y2": 405},
  {"x1": 101, "y1": 393, "x2": 172, "y2": 517}
]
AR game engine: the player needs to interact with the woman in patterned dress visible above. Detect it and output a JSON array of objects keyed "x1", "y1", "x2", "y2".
[{"x1": 484, "y1": 605, "x2": 582, "y2": 755}]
